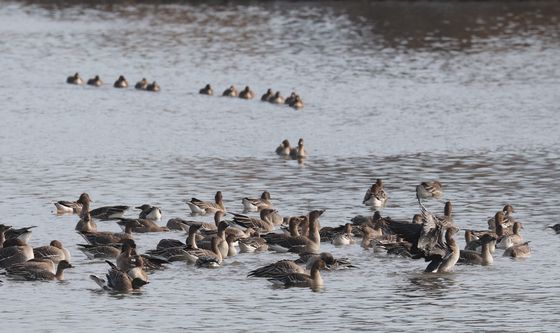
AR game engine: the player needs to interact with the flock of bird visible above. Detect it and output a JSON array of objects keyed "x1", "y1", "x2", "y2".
[
  {"x1": 66, "y1": 73, "x2": 161, "y2": 92},
  {"x1": 199, "y1": 84, "x2": 304, "y2": 109},
  {"x1": 0, "y1": 179, "x2": 533, "y2": 292}
]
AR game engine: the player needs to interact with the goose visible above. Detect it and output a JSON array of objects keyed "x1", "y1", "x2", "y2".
[
  {"x1": 75, "y1": 213, "x2": 97, "y2": 233},
  {"x1": 222, "y1": 85, "x2": 238, "y2": 97},
  {"x1": 503, "y1": 242, "x2": 531, "y2": 258},
  {"x1": 186, "y1": 191, "x2": 226, "y2": 215},
  {"x1": 113, "y1": 75, "x2": 128, "y2": 88},
  {"x1": 136, "y1": 204, "x2": 162, "y2": 220},
  {"x1": 267, "y1": 259, "x2": 325, "y2": 290},
  {"x1": 497, "y1": 222, "x2": 524, "y2": 249},
  {"x1": 186, "y1": 236, "x2": 223, "y2": 265},
  {"x1": 238, "y1": 233, "x2": 268, "y2": 253},
  {"x1": 146, "y1": 81, "x2": 160, "y2": 92},
  {"x1": 459, "y1": 234, "x2": 496, "y2": 266},
  {"x1": 154, "y1": 224, "x2": 201, "y2": 252},
  {"x1": 226, "y1": 235, "x2": 238, "y2": 257},
  {"x1": 289, "y1": 95, "x2": 304, "y2": 109},
  {"x1": 127, "y1": 255, "x2": 149, "y2": 282},
  {"x1": 135, "y1": 78, "x2": 148, "y2": 90},
  {"x1": 284, "y1": 92, "x2": 297, "y2": 105},
  {"x1": 90, "y1": 260, "x2": 149, "y2": 292},
  {"x1": 87, "y1": 75, "x2": 102, "y2": 87},
  {"x1": 289, "y1": 138, "x2": 307, "y2": 159},
  {"x1": 266, "y1": 210, "x2": 323, "y2": 253},
  {"x1": 261, "y1": 208, "x2": 283, "y2": 226},
  {"x1": 78, "y1": 219, "x2": 139, "y2": 245},
  {"x1": 6, "y1": 260, "x2": 73, "y2": 281},
  {"x1": 238, "y1": 86, "x2": 254, "y2": 99},
  {"x1": 488, "y1": 204, "x2": 516, "y2": 231},
  {"x1": 197, "y1": 221, "x2": 229, "y2": 258},
  {"x1": 362, "y1": 179, "x2": 388, "y2": 209},
  {"x1": 89, "y1": 205, "x2": 130, "y2": 220},
  {"x1": 5, "y1": 226, "x2": 37, "y2": 244},
  {"x1": 242, "y1": 191, "x2": 272, "y2": 212},
  {"x1": 33, "y1": 240, "x2": 71, "y2": 264},
  {"x1": 230, "y1": 211, "x2": 274, "y2": 233},
  {"x1": 66, "y1": 72, "x2": 83, "y2": 85},
  {"x1": 116, "y1": 218, "x2": 169, "y2": 233},
  {"x1": 199, "y1": 84, "x2": 213, "y2": 95},
  {"x1": 77, "y1": 243, "x2": 121, "y2": 259},
  {"x1": 331, "y1": 223, "x2": 355, "y2": 246},
  {"x1": 276, "y1": 139, "x2": 291, "y2": 157},
  {"x1": 295, "y1": 252, "x2": 355, "y2": 270},
  {"x1": 0, "y1": 239, "x2": 34, "y2": 268},
  {"x1": 55, "y1": 192, "x2": 90, "y2": 215},
  {"x1": 416, "y1": 181, "x2": 444, "y2": 200},
  {"x1": 5, "y1": 258, "x2": 56, "y2": 274},
  {"x1": 261, "y1": 88, "x2": 273, "y2": 101},
  {"x1": 464, "y1": 230, "x2": 496, "y2": 254},
  {"x1": 248, "y1": 259, "x2": 305, "y2": 278}
]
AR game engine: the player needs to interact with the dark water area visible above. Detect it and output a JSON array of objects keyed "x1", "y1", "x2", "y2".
[{"x1": 0, "y1": 1, "x2": 559, "y2": 331}]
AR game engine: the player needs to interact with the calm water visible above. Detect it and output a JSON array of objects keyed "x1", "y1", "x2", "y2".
[{"x1": 1, "y1": 1, "x2": 560, "y2": 331}]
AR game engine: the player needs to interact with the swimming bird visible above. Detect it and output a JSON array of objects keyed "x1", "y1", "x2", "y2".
[
  {"x1": 548, "y1": 224, "x2": 560, "y2": 234},
  {"x1": 267, "y1": 259, "x2": 325, "y2": 290},
  {"x1": 289, "y1": 138, "x2": 307, "y2": 159},
  {"x1": 90, "y1": 260, "x2": 149, "y2": 292},
  {"x1": 77, "y1": 243, "x2": 121, "y2": 259},
  {"x1": 496, "y1": 222, "x2": 524, "y2": 249},
  {"x1": 416, "y1": 181, "x2": 443, "y2": 200},
  {"x1": 186, "y1": 191, "x2": 226, "y2": 215},
  {"x1": 78, "y1": 219, "x2": 139, "y2": 245},
  {"x1": 503, "y1": 242, "x2": 531, "y2": 258},
  {"x1": 33, "y1": 240, "x2": 71, "y2": 264},
  {"x1": 4, "y1": 258, "x2": 56, "y2": 274},
  {"x1": 222, "y1": 85, "x2": 238, "y2": 97},
  {"x1": 284, "y1": 92, "x2": 297, "y2": 105},
  {"x1": 5, "y1": 226, "x2": 37, "y2": 244},
  {"x1": 136, "y1": 204, "x2": 162, "y2": 220},
  {"x1": 6, "y1": 260, "x2": 73, "y2": 281},
  {"x1": 117, "y1": 218, "x2": 169, "y2": 233},
  {"x1": 295, "y1": 252, "x2": 355, "y2": 270},
  {"x1": 266, "y1": 210, "x2": 323, "y2": 253},
  {"x1": 89, "y1": 204, "x2": 130, "y2": 220},
  {"x1": 289, "y1": 95, "x2": 304, "y2": 110},
  {"x1": 127, "y1": 255, "x2": 149, "y2": 283},
  {"x1": 239, "y1": 86, "x2": 254, "y2": 99},
  {"x1": 362, "y1": 179, "x2": 388, "y2": 209},
  {"x1": 197, "y1": 221, "x2": 230, "y2": 258},
  {"x1": 230, "y1": 211, "x2": 275, "y2": 233},
  {"x1": 238, "y1": 234, "x2": 268, "y2": 253},
  {"x1": 459, "y1": 234, "x2": 496, "y2": 266},
  {"x1": 186, "y1": 236, "x2": 223, "y2": 265},
  {"x1": 464, "y1": 230, "x2": 496, "y2": 254},
  {"x1": 55, "y1": 192, "x2": 91, "y2": 215},
  {"x1": 135, "y1": 78, "x2": 148, "y2": 90},
  {"x1": 276, "y1": 139, "x2": 291, "y2": 157},
  {"x1": 147, "y1": 81, "x2": 160, "y2": 92},
  {"x1": 87, "y1": 75, "x2": 102, "y2": 87},
  {"x1": 488, "y1": 204, "x2": 516, "y2": 231},
  {"x1": 0, "y1": 239, "x2": 34, "y2": 268},
  {"x1": 242, "y1": 191, "x2": 273, "y2": 212},
  {"x1": 268, "y1": 91, "x2": 284, "y2": 104},
  {"x1": 261, "y1": 89, "x2": 273, "y2": 101},
  {"x1": 331, "y1": 223, "x2": 355, "y2": 246},
  {"x1": 248, "y1": 259, "x2": 305, "y2": 278},
  {"x1": 113, "y1": 75, "x2": 128, "y2": 88},
  {"x1": 66, "y1": 72, "x2": 83, "y2": 85},
  {"x1": 199, "y1": 84, "x2": 213, "y2": 95}
]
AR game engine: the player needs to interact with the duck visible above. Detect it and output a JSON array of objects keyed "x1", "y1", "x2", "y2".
[
  {"x1": 276, "y1": 139, "x2": 291, "y2": 157},
  {"x1": 6, "y1": 260, "x2": 73, "y2": 281},
  {"x1": 238, "y1": 86, "x2": 254, "y2": 99},
  {"x1": 242, "y1": 191, "x2": 272, "y2": 212},
  {"x1": 136, "y1": 204, "x2": 162, "y2": 220},
  {"x1": 89, "y1": 204, "x2": 130, "y2": 220},
  {"x1": 268, "y1": 91, "x2": 284, "y2": 104},
  {"x1": 135, "y1": 78, "x2": 148, "y2": 90},
  {"x1": 116, "y1": 218, "x2": 169, "y2": 233},
  {"x1": 147, "y1": 81, "x2": 160, "y2": 92},
  {"x1": 459, "y1": 234, "x2": 496, "y2": 266},
  {"x1": 362, "y1": 179, "x2": 388, "y2": 209},
  {"x1": 66, "y1": 72, "x2": 83, "y2": 85},
  {"x1": 113, "y1": 75, "x2": 128, "y2": 88},
  {"x1": 503, "y1": 242, "x2": 531, "y2": 258},
  {"x1": 55, "y1": 192, "x2": 90, "y2": 215},
  {"x1": 90, "y1": 260, "x2": 149, "y2": 292},
  {"x1": 248, "y1": 259, "x2": 305, "y2": 278},
  {"x1": 86, "y1": 75, "x2": 102, "y2": 87},
  {"x1": 186, "y1": 191, "x2": 226, "y2": 215},
  {"x1": 331, "y1": 223, "x2": 355, "y2": 246},
  {"x1": 78, "y1": 219, "x2": 139, "y2": 245},
  {"x1": 266, "y1": 210, "x2": 323, "y2": 253},
  {"x1": 416, "y1": 181, "x2": 444, "y2": 200},
  {"x1": 284, "y1": 92, "x2": 297, "y2": 105},
  {"x1": 199, "y1": 84, "x2": 213, "y2": 95},
  {"x1": 222, "y1": 85, "x2": 238, "y2": 97},
  {"x1": 261, "y1": 88, "x2": 273, "y2": 101},
  {"x1": 0, "y1": 239, "x2": 34, "y2": 268},
  {"x1": 289, "y1": 95, "x2": 304, "y2": 110},
  {"x1": 33, "y1": 240, "x2": 71, "y2": 264},
  {"x1": 77, "y1": 243, "x2": 121, "y2": 259},
  {"x1": 289, "y1": 138, "x2": 307, "y2": 159},
  {"x1": 267, "y1": 258, "x2": 325, "y2": 290},
  {"x1": 496, "y1": 222, "x2": 524, "y2": 249}
]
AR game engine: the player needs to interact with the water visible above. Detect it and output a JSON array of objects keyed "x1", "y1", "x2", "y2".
[{"x1": 1, "y1": 1, "x2": 560, "y2": 331}]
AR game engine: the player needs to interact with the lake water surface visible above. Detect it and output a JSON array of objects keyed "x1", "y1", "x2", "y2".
[{"x1": 1, "y1": 1, "x2": 559, "y2": 332}]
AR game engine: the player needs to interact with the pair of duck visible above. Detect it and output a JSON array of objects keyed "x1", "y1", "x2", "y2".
[
  {"x1": 261, "y1": 89, "x2": 304, "y2": 109},
  {"x1": 66, "y1": 73, "x2": 160, "y2": 91},
  {"x1": 275, "y1": 138, "x2": 307, "y2": 159}
]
